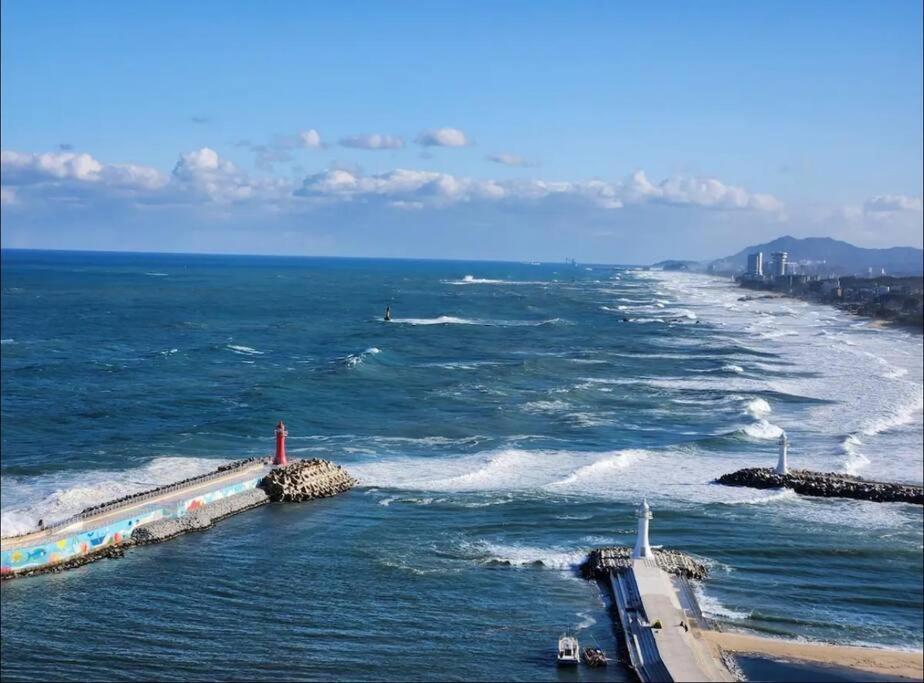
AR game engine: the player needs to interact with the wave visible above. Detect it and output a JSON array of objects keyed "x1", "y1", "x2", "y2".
[
  {"x1": 758, "y1": 329, "x2": 799, "y2": 340},
  {"x1": 444, "y1": 275, "x2": 544, "y2": 286},
  {"x1": 741, "y1": 419, "x2": 784, "y2": 440},
  {"x1": 0, "y1": 456, "x2": 228, "y2": 537},
  {"x1": 226, "y1": 344, "x2": 264, "y2": 355},
  {"x1": 693, "y1": 585, "x2": 751, "y2": 621},
  {"x1": 722, "y1": 364, "x2": 744, "y2": 374},
  {"x1": 388, "y1": 316, "x2": 564, "y2": 327},
  {"x1": 464, "y1": 540, "x2": 587, "y2": 570},
  {"x1": 343, "y1": 347, "x2": 381, "y2": 368},
  {"x1": 144, "y1": 272, "x2": 169, "y2": 277},
  {"x1": 1, "y1": 338, "x2": 14, "y2": 344},
  {"x1": 725, "y1": 488, "x2": 798, "y2": 505},
  {"x1": 546, "y1": 450, "x2": 649, "y2": 490},
  {"x1": 744, "y1": 398, "x2": 772, "y2": 419}
]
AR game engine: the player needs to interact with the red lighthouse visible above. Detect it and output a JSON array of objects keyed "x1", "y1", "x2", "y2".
[{"x1": 273, "y1": 420, "x2": 288, "y2": 466}]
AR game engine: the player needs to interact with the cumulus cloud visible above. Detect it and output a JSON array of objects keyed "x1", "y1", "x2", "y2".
[
  {"x1": 172, "y1": 147, "x2": 288, "y2": 203},
  {"x1": 864, "y1": 194, "x2": 923, "y2": 213},
  {"x1": 621, "y1": 170, "x2": 783, "y2": 211},
  {"x1": 293, "y1": 166, "x2": 781, "y2": 213},
  {"x1": 415, "y1": 128, "x2": 469, "y2": 147},
  {"x1": 487, "y1": 152, "x2": 535, "y2": 167},
  {"x1": 1, "y1": 150, "x2": 166, "y2": 190},
  {"x1": 339, "y1": 133, "x2": 405, "y2": 150},
  {"x1": 298, "y1": 129, "x2": 322, "y2": 148}
]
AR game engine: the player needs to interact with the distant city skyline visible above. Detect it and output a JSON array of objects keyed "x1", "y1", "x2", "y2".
[{"x1": 1, "y1": 1, "x2": 922, "y2": 262}]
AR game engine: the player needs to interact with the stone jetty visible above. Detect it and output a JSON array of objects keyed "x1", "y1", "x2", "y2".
[
  {"x1": 131, "y1": 488, "x2": 270, "y2": 544},
  {"x1": 2, "y1": 457, "x2": 356, "y2": 580},
  {"x1": 259, "y1": 458, "x2": 357, "y2": 502},
  {"x1": 716, "y1": 467, "x2": 923, "y2": 505},
  {"x1": 581, "y1": 545, "x2": 709, "y2": 581}
]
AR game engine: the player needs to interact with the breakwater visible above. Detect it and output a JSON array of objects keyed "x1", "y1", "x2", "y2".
[
  {"x1": 1, "y1": 458, "x2": 355, "y2": 579},
  {"x1": 582, "y1": 546, "x2": 709, "y2": 581},
  {"x1": 261, "y1": 458, "x2": 357, "y2": 502},
  {"x1": 716, "y1": 467, "x2": 923, "y2": 504}
]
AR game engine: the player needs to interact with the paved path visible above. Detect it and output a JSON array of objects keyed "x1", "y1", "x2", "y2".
[
  {"x1": 611, "y1": 558, "x2": 734, "y2": 682},
  {"x1": 1, "y1": 461, "x2": 271, "y2": 551}
]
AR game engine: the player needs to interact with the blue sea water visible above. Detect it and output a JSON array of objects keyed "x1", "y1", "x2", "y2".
[{"x1": 1, "y1": 249, "x2": 922, "y2": 681}]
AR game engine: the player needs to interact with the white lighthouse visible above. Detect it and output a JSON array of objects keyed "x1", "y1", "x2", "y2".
[
  {"x1": 776, "y1": 432, "x2": 789, "y2": 475},
  {"x1": 632, "y1": 499, "x2": 653, "y2": 559}
]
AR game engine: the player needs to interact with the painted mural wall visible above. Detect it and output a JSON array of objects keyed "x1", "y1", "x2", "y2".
[{"x1": 1, "y1": 477, "x2": 262, "y2": 575}]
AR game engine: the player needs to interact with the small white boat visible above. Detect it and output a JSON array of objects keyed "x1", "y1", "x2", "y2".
[{"x1": 557, "y1": 634, "x2": 580, "y2": 666}]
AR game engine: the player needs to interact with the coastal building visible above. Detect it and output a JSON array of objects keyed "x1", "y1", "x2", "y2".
[
  {"x1": 746, "y1": 252, "x2": 764, "y2": 278},
  {"x1": 770, "y1": 251, "x2": 788, "y2": 277}
]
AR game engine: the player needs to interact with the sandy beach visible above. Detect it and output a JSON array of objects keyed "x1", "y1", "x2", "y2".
[{"x1": 700, "y1": 630, "x2": 924, "y2": 681}]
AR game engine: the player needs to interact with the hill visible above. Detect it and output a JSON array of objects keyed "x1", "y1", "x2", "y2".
[{"x1": 709, "y1": 236, "x2": 923, "y2": 276}]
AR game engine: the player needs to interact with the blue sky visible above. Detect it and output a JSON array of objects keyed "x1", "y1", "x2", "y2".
[{"x1": 2, "y1": 1, "x2": 922, "y2": 262}]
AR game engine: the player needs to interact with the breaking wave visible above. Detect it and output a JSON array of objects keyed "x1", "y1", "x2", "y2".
[
  {"x1": 0, "y1": 456, "x2": 228, "y2": 538},
  {"x1": 343, "y1": 347, "x2": 382, "y2": 368},
  {"x1": 226, "y1": 344, "x2": 264, "y2": 355}
]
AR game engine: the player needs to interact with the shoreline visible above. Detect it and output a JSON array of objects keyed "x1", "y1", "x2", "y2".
[
  {"x1": 734, "y1": 281, "x2": 924, "y2": 334},
  {"x1": 700, "y1": 629, "x2": 924, "y2": 681}
]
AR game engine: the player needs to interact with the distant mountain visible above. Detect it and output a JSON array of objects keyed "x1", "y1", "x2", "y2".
[
  {"x1": 710, "y1": 236, "x2": 923, "y2": 276},
  {"x1": 650, "y1": 259, "x2": 698, "y2": 271}
]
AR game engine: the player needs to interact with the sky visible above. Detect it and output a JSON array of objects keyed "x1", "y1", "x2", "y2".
[{"x1": 1, "y1": 1, "x2": 922, "y2": 263}]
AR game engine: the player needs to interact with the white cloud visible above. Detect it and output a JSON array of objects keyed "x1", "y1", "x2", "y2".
[
  {"x1": 0, "y1": 150, "x2": 167, "y2": 191},
  {"x1": 172, "y1": 147, "x2": 288, "y2": 203},
  {"x1": 487, "y1": 152, "x2": 535, "y2": 167},
  {"x1": 0, "y1": 186, "x2": 16, "y2": 205},
  {"x1": 339, "y1": 133, "x2": 405, "y2": 150},
  {"x1": 415, "y1": 127, "x2": 469, "y2": 147},
  {"x1": 298, "y1": 129, "x2": 322, "y2": 148},
  {"x1": 864, "y1": 194, "x2": 923, "y2": 213},
  {"x1": 621, "y1": 170, "x2": 783, "y2": 211},
  {"x1": 294, "y1": 166, "x2": 780, "y2": 213}
]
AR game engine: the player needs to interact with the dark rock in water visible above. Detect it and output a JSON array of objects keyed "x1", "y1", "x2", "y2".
[
  {"x1": 716, "y1": 467, "x2": 923, "y2": 505},
  {"x1": 581, "y1": 546, "x2": 708, "y2": 581},
  {"x1": 259, "y1": 459, "x2": 357, "y2": 502}
]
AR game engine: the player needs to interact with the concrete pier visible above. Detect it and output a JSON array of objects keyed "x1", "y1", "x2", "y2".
[
  {"x1": 590, "y1": 502, "x2": 735, "y2": 682},
  {"x1": 1, "y1": 457, "x2": 356, "y2": 579},
  {"x1": 610, "y1": 558, "x2": 735, "y2": 682}
]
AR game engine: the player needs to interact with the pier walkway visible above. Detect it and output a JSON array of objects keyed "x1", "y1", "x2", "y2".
[
  {"x1": 610, "y1": 558, "x2": 734, "y2": 682},
  {"x1": 1, "y1": 460, "x2": 271, "y2": 552}
]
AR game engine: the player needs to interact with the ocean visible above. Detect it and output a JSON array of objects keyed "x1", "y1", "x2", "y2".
[{"x1": 1, "y1": 249, "x2": 922, "y2": 681}]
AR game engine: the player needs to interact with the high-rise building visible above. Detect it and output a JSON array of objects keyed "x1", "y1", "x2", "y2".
[
  {"x1": 746, "y1": 252, "x2": 763, "y2": 277},
  {"x1": 770, "y1": 251, "x2": 788, "y2": 277}
]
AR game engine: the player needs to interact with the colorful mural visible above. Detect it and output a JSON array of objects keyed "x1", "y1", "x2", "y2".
[{"x1": 1, "y1": 476, "x2": 263, "y2": 575}]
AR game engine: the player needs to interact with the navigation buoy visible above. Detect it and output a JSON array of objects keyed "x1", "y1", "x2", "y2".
[
  {"x1": 776, "y1": 432, "x2": 789, "y2": 475},
  {"x1": 274, "y1": 421, "x2": 288, "y2": 466},
  {"x1": 631, "y1": 499, "x2": 653, "y2": 559}
]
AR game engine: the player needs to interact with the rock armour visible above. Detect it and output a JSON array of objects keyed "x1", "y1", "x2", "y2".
[
  {"x1": 716, "y1": 467, "x2": 923, "y2": 504},
  {"x1": 581, "y1": 546, "x2": 709, "y2": 581},
  {"x1": 259, "y1": 458, "x2": 357, "y2": 502}
]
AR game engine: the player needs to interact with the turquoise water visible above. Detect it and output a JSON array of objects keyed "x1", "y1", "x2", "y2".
[{"x1": 2, "y1": 250, "x2": 922, "y2": 681}]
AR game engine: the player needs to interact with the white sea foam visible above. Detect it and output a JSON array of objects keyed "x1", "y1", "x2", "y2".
[
  {"x1": 743, "y1": 398, "x2": 772, "y2": 419},
  {"x1": 1, "y1": 338, "x2": 14, "y2": 344},
  {"x1": 693, "y1": 585, "x2": 751, "y2": 621},
  {"x1": 226, "y1": 344, "x2": 264, "y2": 355},
  {"x1": 0, "y1": 456, "x2": 228, "y2": 538},
  {"x1": 343, "y1": 347, "x2": 382, "y2": 368},
  {"x1": 742, "y1": 419, "x2": 784, "y2": 440},
  {"x1": 465, "y1": 540, "x2": 587, "y2": 570},
  {"x1": 445, "y1": 275, "x2": 544, "y2": 286}
]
